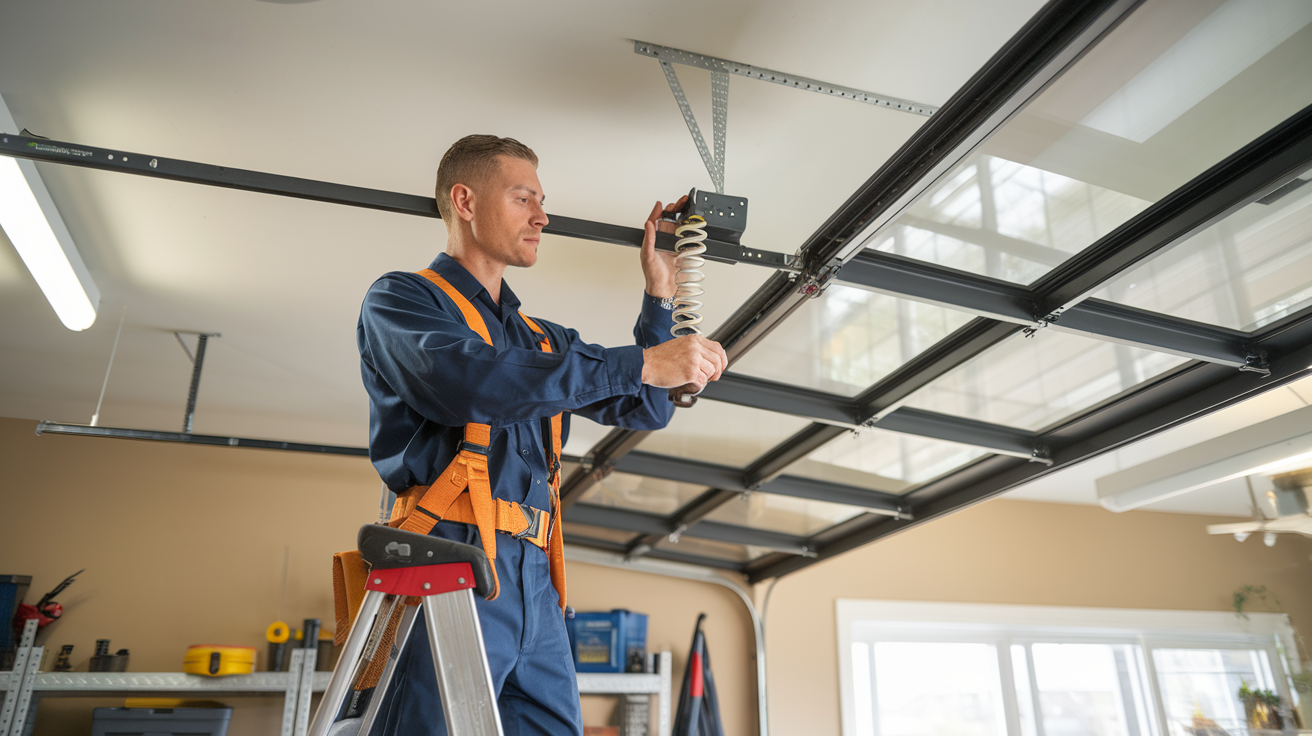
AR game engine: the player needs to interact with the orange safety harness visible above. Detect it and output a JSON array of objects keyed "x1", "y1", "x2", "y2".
[{"x1": 387, "y1": 268, "x2": 567, "y2": 612}]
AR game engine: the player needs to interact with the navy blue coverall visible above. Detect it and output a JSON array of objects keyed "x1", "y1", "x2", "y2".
[{"x1": 357, "y1": 253, "x2": 676, "y2": 735}]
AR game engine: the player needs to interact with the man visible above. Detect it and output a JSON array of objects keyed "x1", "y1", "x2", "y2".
[{"x1": 356, "y1": 134, "x2": 727, "y2": 735}]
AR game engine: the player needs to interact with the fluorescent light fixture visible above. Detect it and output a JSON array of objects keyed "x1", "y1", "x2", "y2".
[
  {"x1": 1097, "y1": 404, "x2": 1312, "y2": 512},
  {"x1": 0, "y1": 94, "x2": 99, "y2": 330},
  {"x1": 1081, "y1": 0, "x2": 1312, "y2": 143}
]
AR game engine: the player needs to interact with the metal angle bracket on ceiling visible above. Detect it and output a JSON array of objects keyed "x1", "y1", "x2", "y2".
[{"x1": 636, "y1": 41, "x2": 939, "y2": 195}]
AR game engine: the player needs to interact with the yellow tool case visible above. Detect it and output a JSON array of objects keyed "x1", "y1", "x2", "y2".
[{"x1": 183, "y1": 645, "x2": 256, "y2": 676}]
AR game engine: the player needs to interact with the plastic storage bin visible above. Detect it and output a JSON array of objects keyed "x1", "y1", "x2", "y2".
[
  {"x1": 90, "y1": 706, "x2": 232, "y2": 736},
  {"x1": 566, "y1": 609, "x2": 647, "y2": 673}
]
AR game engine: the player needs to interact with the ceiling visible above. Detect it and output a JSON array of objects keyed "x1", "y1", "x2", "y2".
[
  {"x1": 4, "y1": 0, "x2": 1312, "y2": 576},
  {"x1": 0, "y1": 0, "x2": 1042, "y2": 439}
]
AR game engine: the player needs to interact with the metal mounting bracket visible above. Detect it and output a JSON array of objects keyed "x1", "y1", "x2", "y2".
[
  {"x1": 635, "y1": 41, "x2": 938, "y2": 116},
  {"x1": 1240, "y1": 349, "x2": 1271, "y2": 376},
  {"x1": 657, "y1": 60, "x2": 726, "y2": 193},
  {"x1": 1029, "y1": 446, "x2": 1054, "y2": 467},
  {"x1": 798, "y1": 263, "x2": 839, "y2": 298},
  {"x1": 639, "y1": 40, "x2": 939, "y2": 195},
  {"x1": 1022, "y1": 311, "x2": 1062, "y2": 338}
]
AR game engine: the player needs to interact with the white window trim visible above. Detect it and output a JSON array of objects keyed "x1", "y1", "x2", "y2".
[{"x1": 836, "y1": 599, "x2": 1299, "y2": 736}]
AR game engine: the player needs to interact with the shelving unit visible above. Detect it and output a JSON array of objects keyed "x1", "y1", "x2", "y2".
[
  {"x1": 2, "y1": 638, "x2": 673, "y2": 736},
  {"x1": 577, "y1": 650, "x2": 673, "y2": 736}
]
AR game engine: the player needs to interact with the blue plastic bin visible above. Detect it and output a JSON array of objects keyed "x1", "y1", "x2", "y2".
[{"x1": 566, "y1": 609, "x2": 647, "y2": 673}]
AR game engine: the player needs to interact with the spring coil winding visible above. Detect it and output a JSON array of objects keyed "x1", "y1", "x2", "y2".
[{"x1": 670, "y1": 216, "x2": 708, "y2": 338}]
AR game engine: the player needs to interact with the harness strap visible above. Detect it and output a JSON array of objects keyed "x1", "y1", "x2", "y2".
[{"x1": 391, "y1": 268, "x2": 566, "y2": 611}]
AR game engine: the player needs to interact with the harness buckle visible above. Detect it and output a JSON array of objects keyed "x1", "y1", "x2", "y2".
[
  {"x1": 511, "y1": 504, "x2": 541, "y2": 541},
  {"x1": 459, "y1": 440, "x2": 490, "y2": 455}
]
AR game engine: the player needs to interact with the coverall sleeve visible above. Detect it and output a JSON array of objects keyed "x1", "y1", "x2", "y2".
[
  {"x1": 359, "y1": 274, "x2": 668, "y2": 428},
  {"x1": 566, "y1": 293, "x2": 677, "y2": 429}
]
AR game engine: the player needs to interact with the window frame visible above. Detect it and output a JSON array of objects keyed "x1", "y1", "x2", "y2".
[{"x1": 836, "y1": 599, "x2": 1300, "y2": 736}]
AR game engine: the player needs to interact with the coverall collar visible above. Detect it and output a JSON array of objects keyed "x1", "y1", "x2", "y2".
[{"x1": 430, "y1": 252, "x2": 523, "y2": 314}]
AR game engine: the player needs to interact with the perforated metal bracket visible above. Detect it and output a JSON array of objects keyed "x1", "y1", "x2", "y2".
[
  {"x1": 635, "y1": 41, "x2": 938, "y2": 117},
  {"x1": 657, "y1": 61, "x2": 725, "y2": 193},
  {"x1": 1240, "y1": 349, "x2": 1271, "y2": 376}
]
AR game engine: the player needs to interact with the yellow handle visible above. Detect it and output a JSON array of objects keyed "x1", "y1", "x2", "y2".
[{"x1": 265, "y1": 621, "x2": 290, "y2": 643}]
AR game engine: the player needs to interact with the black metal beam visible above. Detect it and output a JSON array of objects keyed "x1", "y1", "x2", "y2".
[
  {"x1": 0, "y1": 133, "x2": 796, "y2": 270},
  {"x1": 1051, "y1": 300, "x2": 1251, "y2": 367},
  {"x1": 563, "y1": 534, "x2": 747, "y2": 572},
  {"x1": 840, "y1": 250, "x2": 1036, "y2": 322},
  {"x1": 697, "y1": 373, "x2": 859, "y2": 425},
  {"x1": 613, "y1": 450, "x2": 906, "y2": 515},
  {"x1": 34, "y1": 421, "x2": 369, "y2": 456},
  {"x1": 873, "y1": 408, "x2": 1038, "y2": 459},
  {"x1": 838, "y1": 252, "x2": 1253, "y2": 366},
  {"x1": 568, "y1": 503, "x2": 813, "y2": 555},
  {"x1": 745, "y1": 308, "x2": 1312, "y2": 582}
]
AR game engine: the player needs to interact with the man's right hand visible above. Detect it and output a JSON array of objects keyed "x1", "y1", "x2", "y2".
[{"x1": 641, "y1": 335, "x2": 728, "y2": 389}]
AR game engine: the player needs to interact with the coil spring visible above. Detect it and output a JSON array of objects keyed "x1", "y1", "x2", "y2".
[{"x1": 670, "y1": 216, "x2": 707, "y2": 338}]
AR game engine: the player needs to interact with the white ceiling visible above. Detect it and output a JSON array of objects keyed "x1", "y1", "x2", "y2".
[
  {"x1": 4, "y1": 0, "x2": 1300, "y2": 522},
  {"x1": 0, "y1": 0, "x2": 1045, "y2": 443}
]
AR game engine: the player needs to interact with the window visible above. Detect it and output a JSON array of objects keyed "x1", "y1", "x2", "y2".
[{"x1": 838, "y1": 601, "x2": 1302, "y2": 736}]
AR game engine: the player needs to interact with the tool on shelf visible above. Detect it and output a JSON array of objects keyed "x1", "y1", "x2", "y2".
[{"x1": 266, "y1": 621, "x2": 290, "y2": 672}]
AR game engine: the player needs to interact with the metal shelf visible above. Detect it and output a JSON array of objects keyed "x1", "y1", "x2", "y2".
[
  {"x1": 4, "y1": 651, "x2": 674, "y2": 736},
  {"x1": 0, "y1": 670, "x2": 332, "y2": 696}
]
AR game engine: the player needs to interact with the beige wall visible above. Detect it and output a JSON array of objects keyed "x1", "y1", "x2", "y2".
[
  {"x1": 5, "y1": 414, "x2": 1311, "y2": 736},
  {"x1": 764, "y1": 498, "x2": 1312, "y2": 736},
  {"x1": 0, "y1": 417, "x2": 755, "y2": 735}
]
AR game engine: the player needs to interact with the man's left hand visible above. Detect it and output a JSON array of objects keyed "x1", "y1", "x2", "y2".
[{"x1": 640, "y1": 195, "x2": 688, "y2": 299}]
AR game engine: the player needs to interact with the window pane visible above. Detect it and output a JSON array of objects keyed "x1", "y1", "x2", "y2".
[
  {"x1": 808, "y1": 426, "x2": 989, "y2": 485},
  {"x1": 853, "y1": 643, "x2": 876, "y2": 736},
  {"x1": 1152, "y1": 648, "x2": 1270, "y2": 736},
  {"x1": 868, "y1": 0, "x2": 1312, "y2": 284},
  {"x1": 871, "y1": 642, "x2": 1007, "y2": 736},
  {"x1": 1031, "y1": 643, "x2": 1149, "y2": 736},
  {"x1": 577, "y1": 471, "x2": 707, "y2": 517},
  {"x1": 731, "y1": 284, "x2": 974, "y2": 396},
  {"x1": 1097, "y1": 164, "x2": 1312, "y2": 331},
  {"x1": 639, "y1": 400, "x2": 811, "y2": 467},
  {"x1": 701, "y1": 492, "x2": 864, "y2": 537},
  {"x1": 903, "y1": 331, "x2": 1189, "y2": 431},
  {"x1": 654, "y1": 535, "x2": 748, "y2": 563},
  {"x1": 1012, "y1": 645, "x2": 1039, "y2": 736}
]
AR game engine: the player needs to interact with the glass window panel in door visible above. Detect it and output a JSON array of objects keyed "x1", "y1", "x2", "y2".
[
  {"x1": 808, "y1": 425, "x2": 989, "y2": 486},
  {"x1": 701, "y1": 493, "x2": 864, "y2": 537},
  {"x1": 1097, "y1": 164, "x2": 1312, "y2": 331},
  {"x1": 903, "y1": 331, "x2": 1189, "y2": 430},
  {"x1": 576, "y1": 472, "x2": 708, "y2": 517},
  {"x1": 1152, "y1": 647, "x2": 1278, "y2": 736},
  {"x1": 639, "y1": 400, "x2": 811, "y2": 467},
  {"x1": 1029, "y1": 643, "x2": 1155, "y2": 736},
  {"x1": 654, "y1": 535, "x2": 748, "y2": 564},
  {"x1": 868, "y1": 641, "x2": 1008, "y2": 736},
  {"x1": 731, "y1": 283, "x2": 974, "y2": 396},
  {"x1": 868, "y1": 0, "x2": 1312, "y2": 284}
]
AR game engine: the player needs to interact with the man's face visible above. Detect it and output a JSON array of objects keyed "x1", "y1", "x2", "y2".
[{"x1": 468, "y1": 155, "x2": 549, "y2": 268}]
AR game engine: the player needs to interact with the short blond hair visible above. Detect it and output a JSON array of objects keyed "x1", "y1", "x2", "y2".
[{"x1": 435, "y1": 135, "x2": 539, "y2": 221}]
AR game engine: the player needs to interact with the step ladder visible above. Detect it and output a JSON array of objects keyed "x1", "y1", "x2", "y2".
[{"x1": 308, "y1": 525, "x2": 502, "y2": 736}]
